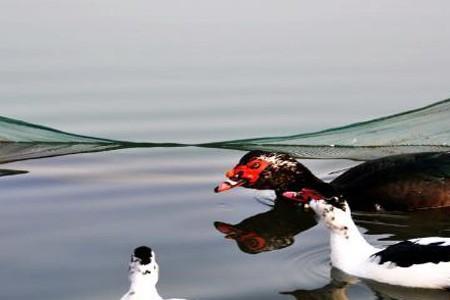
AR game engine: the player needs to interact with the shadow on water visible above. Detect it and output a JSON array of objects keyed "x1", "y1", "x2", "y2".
[
  {"x1": 281, "y1": 267, "x2": 355, "y2": 300},
  {"x1": 354, "y1": 208, "x2": 450, "y2": 241},
  {"x1": 282, "y1": 268, "x2": 450, "y2": 300},
  {"x1": 213, "y1": 196, "x2": 450, "y2": 254},
  {"x1": 214, "y1": 198, "x2": 317, "y2": 254}
]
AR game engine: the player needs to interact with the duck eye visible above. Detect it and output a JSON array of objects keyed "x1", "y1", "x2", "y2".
[{"x1": 249, "y1": 162, "x2": 260, "y2": 169}]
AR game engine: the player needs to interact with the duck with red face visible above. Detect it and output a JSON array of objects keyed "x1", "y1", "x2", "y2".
[
  {"x1": 215, "y1": 150, "x2": 335, "y2": 197},
  {"x1": 215, "y1": 150, "x2": 450, "y2": 211}
]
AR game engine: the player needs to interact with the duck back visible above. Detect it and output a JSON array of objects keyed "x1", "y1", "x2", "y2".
[{"x1": 331, "y1": 152, "x2": 450, "y2": 211}]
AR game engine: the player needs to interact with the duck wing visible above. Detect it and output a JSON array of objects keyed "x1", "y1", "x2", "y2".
[
  {"x1": 331, "y1": 152, "x2": 450, "y2": 210},
  {"x1": 371, "y1": 238, "x2": 450, "y2": 268},
  {"x1": 333, "y1": 152, "x2": 450, "y2": 187}
]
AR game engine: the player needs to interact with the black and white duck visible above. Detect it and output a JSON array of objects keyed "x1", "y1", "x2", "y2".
[
  {"x1": 282, "y1": 188, "x2": 450, "y2": 290},
  {"x1": 121, "y1": 246, "x2": 187, "y2": 300}
]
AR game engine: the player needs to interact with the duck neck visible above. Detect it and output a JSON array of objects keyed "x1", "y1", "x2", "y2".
[
  {"x1": 275, "y1": 168, "x2": 337, "y2": 197},
  {"x1": 328, "y1": 212, "x2": 377, "y2": 274},
  {"x1": 308, "y1": 177, "x2": 337, "y2": 198},
  {"x1": 128, "y1": 277, "x2": 163, "y2": 300}
]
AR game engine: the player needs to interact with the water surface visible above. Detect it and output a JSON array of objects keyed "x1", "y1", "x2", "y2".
[{"x1": 1, "y1": 1, "x2": 450, "y2": 299}]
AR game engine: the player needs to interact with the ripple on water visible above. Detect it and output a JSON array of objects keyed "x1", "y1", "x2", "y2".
[
  {"x1": 278, "y1": 225, "x2": 332, "y2": 290},
  {"x1": 353, "y1": 208, "x2": 450, "y2": 242}
]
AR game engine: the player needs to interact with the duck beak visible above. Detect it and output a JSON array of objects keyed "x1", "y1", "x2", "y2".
[
  {"x1": 214, "y1": 179, "x2": 246, "y2": 193},
  {"x1": 214, "y1": 222, "x2": 242, "y2": 239},
  {"x1": 283, "y1": 188, "x2": 325, "y2": 203},
  {"x1": 282, "y1": 191, "x2": 308, "y2": 203}
]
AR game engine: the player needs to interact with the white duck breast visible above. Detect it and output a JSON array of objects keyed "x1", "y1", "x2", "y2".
[
  {"x1": 295, "y1": 193, "x2": 450, "y2": 290},
  {"x1": 121, "y1": 246, "x2": 187, "y2": 300}
]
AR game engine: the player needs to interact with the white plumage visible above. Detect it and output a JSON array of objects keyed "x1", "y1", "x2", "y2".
[
  {"x1": 121, "y1": 246, "x2": 187, "y2": 300},
  {"x1": 283, "y1": 190, "x2": 450, "y2": 290}
]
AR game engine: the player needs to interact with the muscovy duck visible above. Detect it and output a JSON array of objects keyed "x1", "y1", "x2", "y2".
[
  {"x1": 215, "y1": 150, "x2": 450, "y2": 211},
  {"x1": 282, "y1": 189, "x2": 450, "y2": 290}
]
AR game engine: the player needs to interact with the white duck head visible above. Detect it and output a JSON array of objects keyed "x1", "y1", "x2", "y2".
[
  {"x1": 283, "y1": 188, "x2": 351, "y2": 237},
  {"x1": 128, "y1": 246, "x2": 159, "y2": 290}
]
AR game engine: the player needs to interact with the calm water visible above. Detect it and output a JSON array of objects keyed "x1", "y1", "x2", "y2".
[{"x1": 1, "y1": 1, "x2": 450, "y2": 299}]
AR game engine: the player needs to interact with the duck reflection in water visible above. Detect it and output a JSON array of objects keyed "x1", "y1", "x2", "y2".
[
  {"x1": 281, "y1": 268, "x2": 450, "y2": 300},
  {"x1": 214, "y1": 199, "x2": 316, "y2": 254},
  {"x1": 354, "y1": 206, "x2": 450, "y2": 241},
  {"x1": 213, "y1": 199, "x2": 450, "y2": 254},
  {"x1": 281, "y1": 268, "x2": 353, "y2": 300}
]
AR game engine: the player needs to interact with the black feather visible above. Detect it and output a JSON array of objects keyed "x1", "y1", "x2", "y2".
[
  {"x1": 133, "y1": 246, "x2": 153, "y2": 265},
  {"x1": 372, "y1": 240, "x2": 450, "y2": 267}
]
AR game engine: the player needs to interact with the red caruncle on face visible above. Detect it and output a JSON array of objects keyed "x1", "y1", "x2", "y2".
[{"x1": 225, "y1": 158, "x2": 270, "y2": 185}]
